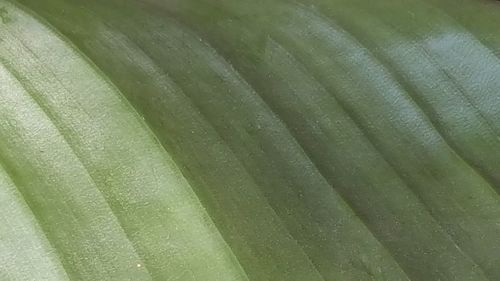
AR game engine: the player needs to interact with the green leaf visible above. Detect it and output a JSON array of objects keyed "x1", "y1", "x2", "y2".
[{"x1": 1, "y1": 0, "x2": 499, "y2": 280}]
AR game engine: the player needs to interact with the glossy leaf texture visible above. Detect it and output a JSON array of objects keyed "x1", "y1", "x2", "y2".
[{"x1": 0, "y1": 0, "x2": 499, "y2": 280}]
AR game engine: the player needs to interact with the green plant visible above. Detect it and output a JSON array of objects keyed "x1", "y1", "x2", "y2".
[{"x1": 1, "y1": 0, "x2": 499, "y2": 280}]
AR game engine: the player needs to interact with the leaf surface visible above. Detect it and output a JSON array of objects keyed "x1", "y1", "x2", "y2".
[{"x1": 1, "y1": 0, "x2": 500, "y2": 280}]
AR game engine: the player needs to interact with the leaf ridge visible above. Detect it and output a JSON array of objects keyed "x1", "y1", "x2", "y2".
[
  {"x1": 274, "y1": 36, "x2": 495, "y2": 280},
  {"x1": 0, "y1": 55, "x2": 155, "y2": 280},
  {"x1": 123, "y1": 26, "x2": 325, "y2": 281},
  {"x1": 0, "y1": 157, "x2": 71, "y2": 281},
  {"x1": 1, "y1": 3, "x2": 251, "y2": 279},
  {"x1": 267, "y1": 7, "x2": 495, "y2": 278}
]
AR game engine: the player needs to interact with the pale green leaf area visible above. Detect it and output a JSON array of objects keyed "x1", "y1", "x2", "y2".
[{"x1": 0, "y1": 0, "x2": 499, "y2": 280}]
